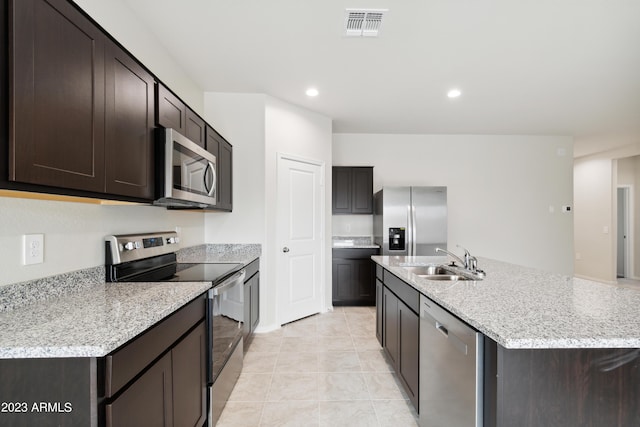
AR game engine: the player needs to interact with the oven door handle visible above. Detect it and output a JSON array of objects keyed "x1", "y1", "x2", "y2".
[{"x1": 211, "y1": 270, "x2": 246, "y2": 296}]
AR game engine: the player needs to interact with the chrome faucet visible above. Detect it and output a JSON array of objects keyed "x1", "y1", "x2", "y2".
[
  {"x1": 435, "y1": 245, "x2": 486, "y2": 279},
  {"x1": 435, "y1": 247, "x2": 467, "y2": 268}
]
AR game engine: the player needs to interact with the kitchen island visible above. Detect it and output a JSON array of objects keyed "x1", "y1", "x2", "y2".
[{"x1": 373, "y1": 255, "x2": 640, "y2": 427}]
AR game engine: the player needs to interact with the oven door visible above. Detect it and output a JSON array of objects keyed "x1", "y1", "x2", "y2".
[
  {"x1": 157, "y1": 128, "x2": 217, "y2": 207},
  {"x1": 207, "y1": 269, "x2": 245, "y2": 426},
  {"x1": 207, "y1": 269, "x2": 246, "y2": 384}
]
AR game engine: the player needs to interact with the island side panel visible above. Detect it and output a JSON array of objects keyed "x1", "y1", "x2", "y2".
[
  {"x1": 486, "y1": 340, "x2": 640, "y2": 427},
  {"x1": 0, "y1": 358, "x2": 99, "y2": 427}
]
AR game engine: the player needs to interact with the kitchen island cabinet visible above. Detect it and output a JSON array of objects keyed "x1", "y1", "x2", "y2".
[
  {"x1": 373, "y1": 255, "x2": 640, "y2": 427},
  {"x1": 379, "y1": 269, "x2": 420, "y2": 411}
]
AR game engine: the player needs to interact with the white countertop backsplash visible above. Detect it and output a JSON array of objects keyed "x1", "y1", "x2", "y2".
[{"x1": 373, "y1": 255, "x2": 640, "y2": 349}]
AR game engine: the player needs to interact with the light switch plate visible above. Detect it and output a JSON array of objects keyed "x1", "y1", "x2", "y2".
[{"x1": 23, "y1": 234, "x2": 44, "y2": 265}]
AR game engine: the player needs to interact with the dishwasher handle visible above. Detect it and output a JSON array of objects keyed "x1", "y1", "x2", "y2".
[
  {"x1": 436, "y1": 322, "x2": 449, "y2": 337},
  {"x1": 423, "y1": 305, "x2": 469, "y2": 356}
]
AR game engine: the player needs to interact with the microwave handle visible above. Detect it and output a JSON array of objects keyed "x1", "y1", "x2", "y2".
[{"x1": 204, "y1": 161, "x2": 216, "y2": 197}]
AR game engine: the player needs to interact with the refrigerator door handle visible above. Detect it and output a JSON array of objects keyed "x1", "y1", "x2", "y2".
[
  {"x1": 411, "y1": 205, "x2": 417, "y2": 256},
  {"x1": 407, "y1": 204, "x2": 412, "y2": 256}
]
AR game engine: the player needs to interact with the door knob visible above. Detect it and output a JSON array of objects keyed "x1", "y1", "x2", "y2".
[{"x1": 283, "y1": 247, "x2": 290, "y2": 253}]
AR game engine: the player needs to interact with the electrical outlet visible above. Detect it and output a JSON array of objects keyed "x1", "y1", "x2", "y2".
[{"x1": 23, "y1": 234, "x2": 44, "y2": 265}]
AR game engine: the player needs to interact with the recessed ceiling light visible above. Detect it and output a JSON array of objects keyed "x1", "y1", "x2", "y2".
[
  {"x1": 306, "y1": 88, "x2": 319, "y2": 97},
  {"x1": 447, "y1": 88, "x2": 462, "y2": 98}
]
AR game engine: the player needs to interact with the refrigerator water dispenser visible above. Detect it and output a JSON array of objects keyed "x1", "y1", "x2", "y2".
[{"x1": 389, "y1": 228, "x2": 405, "y2": 250}]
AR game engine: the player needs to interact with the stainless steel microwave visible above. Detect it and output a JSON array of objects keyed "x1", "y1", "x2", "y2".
[{"x1": 154, "y1": 128, "x2": 217, "y2": 208}]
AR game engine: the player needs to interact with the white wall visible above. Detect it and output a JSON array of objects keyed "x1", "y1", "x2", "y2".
[
  {"x1": 203, "y1": 93, "x2": 267, "y2": 243},
  {"x1": 264, "y1": 96, "x2": 333, "y2": 328},
  {"x1": 0, "y1": 197, "x2": 204, "y2": 287},
  {"x1": 0, "y1": 0, "x2": 209, "y2": 287},
  {"x1": 574, "y1": 158, "x2": 615, "y2": 282},
  {"x1": 73, "y1": 0, "x2": 204, "y2": 113},
  {"x1": 616, "y1": 156, "x2": 640, "y2": 279},
  {"x1": 203, "y1": 93, "x2": 332, "y2": 331},
  {"x1": 332, "y1": 215, "x2": 374, "y2": 237},
  {"x1": 574, "y1": 136, "x2": 640, "y2": 283},
  {"x1": 333, "y1": 134, "x2": 574, "y2": 275}
]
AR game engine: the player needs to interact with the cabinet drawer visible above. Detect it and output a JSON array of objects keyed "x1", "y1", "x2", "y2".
[
  {"x1": 105, "y1": 294, "x2": 205, "y2": 397},
  {"x1": 383, "y1": 270, "x2": 419, "y2": 314}
]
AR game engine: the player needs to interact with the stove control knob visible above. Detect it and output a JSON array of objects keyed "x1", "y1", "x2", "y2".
[
  {"x1": 123, "y1": 242, "x2": 135, "y2": 251},
  {"x1": 134, "y1": 241, "x2": 142, "y2": 249},
  {"x1": 167, "y1": 237, "x2": 176, "y2": 244}
]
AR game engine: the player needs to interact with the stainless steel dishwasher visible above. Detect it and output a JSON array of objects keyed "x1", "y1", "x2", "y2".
[{"x1": 419, "y1": 294, "x2": 483, "y2": 427}]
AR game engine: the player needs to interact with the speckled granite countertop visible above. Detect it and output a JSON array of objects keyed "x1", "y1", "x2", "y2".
[
  {"x1": 177, "y1": 243, "x2": 261, "y2": 264},
  {"x1": 332, "y1": 236, "x2": 380, "y2": 249},
  {"x1": 0, "y1": 281, "x2": 211, "y2": 358},
  {"x1": 373, "y1": 255, "x2": 640, "y2": 350},
  {"x1": 0, "y1": 243, "x2": 261, "y2": 359}
]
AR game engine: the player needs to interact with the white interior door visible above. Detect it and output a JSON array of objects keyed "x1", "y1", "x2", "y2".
[{"x1": 277, "y1": 154, "x2": 324, "y2": 325}]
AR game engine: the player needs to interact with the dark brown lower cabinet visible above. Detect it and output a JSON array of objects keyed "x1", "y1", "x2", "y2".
[
  {"x1": 397, "y1": 301, "x2": 419, "y2": 408},
  {"x1": 484, "y1": 339, "x2": 640, "y2": 427},
  {"x1": 375, "y1": 278, "x2": 383, "y2": 345},
  {"x1": 106, "y1": 320, "x2": 207, "y2": 427},
  {"x1": 382, "y1": 287, "x2": 399, "y2": 366},
  {"x1": 172, "y1": 321, "x2": 207, "y2": 427},
  {"x1": 243, "y1": 259, "x2": 260, "y2": 351},
  {"x1": 0, "y1": 295, "x2": 206, "y2": 427},
  {"x1": 332, "y1": 248, "x2": 378, "y2": 306},
  {"x1": 106, "y1": 351, "x2": 173, "y2": 427},
  {"x1": 379, "y1": 269, "x2": 420, "y2": 411},
  {"x1": 243, "y1": 272, "x2": 260, "y2": 349}
]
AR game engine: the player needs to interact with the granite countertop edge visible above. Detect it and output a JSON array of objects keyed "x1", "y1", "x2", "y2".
[{"x1": 372, "y1": 255, "x2": 640, "y2": 350}]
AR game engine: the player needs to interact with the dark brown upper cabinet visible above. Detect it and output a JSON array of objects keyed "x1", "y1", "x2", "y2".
[
  {"x1": 156, "y1": 83, "x2": 205, "y2": 148},
  {"x1": 332, "y1": 166, "x2": 373, "y2": 214},
  {"x1": 9, "y1": 0, "x2": 155, "y2": 200},
  {"x1": 104, "y1": 41, "x2": 155, "y2": 199},
  {"x1": 156, "y1": 83, "x2": 186, "y2": 134},
  {"x1": 206, "y1": 125, "x2": 233, "y2": 211},
  {"x1": 186, "y1": 109, "x2": 206, "y2": 148},
  {"x1": 10, "y1": 0, "x2": 106, "y2": 193}
]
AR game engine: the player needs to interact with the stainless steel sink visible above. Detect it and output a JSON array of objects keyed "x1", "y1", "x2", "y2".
[{"x1": 403, "y1": 265, "x2": 470, "y2": 281}]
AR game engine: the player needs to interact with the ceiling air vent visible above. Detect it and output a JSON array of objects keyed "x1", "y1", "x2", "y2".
[{"x1": 344, "y1": 9, "x2": 388, "y2": 37}]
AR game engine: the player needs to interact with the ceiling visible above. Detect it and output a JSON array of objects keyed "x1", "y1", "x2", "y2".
[{"x1": 121, "y1": 0, "x2": 640, "y2": 142}]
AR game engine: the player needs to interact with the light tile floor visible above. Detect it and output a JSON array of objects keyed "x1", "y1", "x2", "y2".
[{"x1": 217, "y1": 306, "x2": 419, "y2": 427}]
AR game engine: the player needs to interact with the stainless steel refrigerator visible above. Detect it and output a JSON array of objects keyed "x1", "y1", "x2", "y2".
[{"x1": 373, "y1": 187, "x2": 447, "y2": 256}]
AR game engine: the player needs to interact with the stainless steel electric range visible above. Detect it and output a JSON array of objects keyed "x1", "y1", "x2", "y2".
[{"x1": 105, "y1": 231, "x2": 245, "y2": 427}]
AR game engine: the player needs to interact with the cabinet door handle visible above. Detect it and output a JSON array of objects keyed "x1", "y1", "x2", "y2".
[{"x1": 283, "y1": 247, "x2": 290, "y2": 253}]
